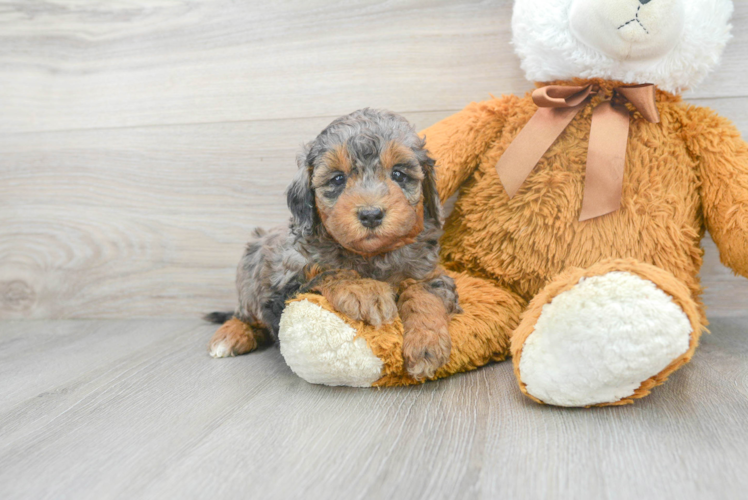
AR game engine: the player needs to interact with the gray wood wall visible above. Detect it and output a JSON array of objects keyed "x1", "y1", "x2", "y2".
[{"x1": 2, "y1": 0, "x2": 747, "y2": 319}]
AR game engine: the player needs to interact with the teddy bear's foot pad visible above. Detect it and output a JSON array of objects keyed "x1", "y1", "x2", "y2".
[
  {"x1": 278, "y1": 299, "x2": 384, "y2": 387},
  {"x1": 517, "y1": 271, "x2": 692, "y2": 407}
]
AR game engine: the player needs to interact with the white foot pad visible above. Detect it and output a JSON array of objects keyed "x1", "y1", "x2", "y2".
[
  {"x1": 278, "y1": 299, "x2": 384, "y2": 387},
  {"x1": 519, "y1": 272, "x2": 692, "y2": 406}
]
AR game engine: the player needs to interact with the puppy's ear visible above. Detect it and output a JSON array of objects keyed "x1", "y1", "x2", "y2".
[
  {"x1": 287, "y1": 146, "x2": 317, "y2": 236},
  {"x1": 420, "y1": 151, "x2": 442, "y2": 225}
]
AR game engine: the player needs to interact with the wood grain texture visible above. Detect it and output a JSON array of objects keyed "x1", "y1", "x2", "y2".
[
  {"x1": 1, "y1": 0, "x2": 747, "y2": 134},
  {"x1": 1, "y1": 0, "x2": 748, "y2": 319},
  {"x1": 1, "y1": 317, "x2": 747, "y2": 499},
  {"x1": 0, "y1": 0, "x2": 521, "y2": 134}
]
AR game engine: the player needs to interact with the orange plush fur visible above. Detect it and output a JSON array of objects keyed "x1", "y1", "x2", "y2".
[{"x1": 289, "y1": 77, "x2": 748, "y2": 403}]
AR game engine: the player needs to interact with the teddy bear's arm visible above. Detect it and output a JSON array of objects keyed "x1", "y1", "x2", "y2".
[
  {"x1": 421, "y1": 96, "x2": 515, "y2": 202},
  {"x1": 689, "y1": 107, "x2": 748, "y2": 278}
]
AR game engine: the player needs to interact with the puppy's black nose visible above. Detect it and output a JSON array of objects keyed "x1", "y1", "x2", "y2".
[
  {"x1": 639, "y1": 0, "x2": 652, "y2": 4},
  {"x1": 358, "y1": 207, "x2": 384, "y2": 228}
]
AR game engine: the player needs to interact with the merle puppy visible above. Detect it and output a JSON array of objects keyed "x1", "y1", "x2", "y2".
[{"x1": 206, "y1": 109, "x2": 461, "y2": 379}]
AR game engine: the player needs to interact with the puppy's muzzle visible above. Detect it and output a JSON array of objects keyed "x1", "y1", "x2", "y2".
[{"x1": 358, "y1": 207, "x2": 385, "y2": 228}]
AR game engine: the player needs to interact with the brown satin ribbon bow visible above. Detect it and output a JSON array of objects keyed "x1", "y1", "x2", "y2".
[{"x1": 495, "y1": 83, "x2": 660, "y2": 221}]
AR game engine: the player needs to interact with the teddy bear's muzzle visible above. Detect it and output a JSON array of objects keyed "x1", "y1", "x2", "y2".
[{"x1": 569, "y1": 0, "x2": 685, "y2": 61}]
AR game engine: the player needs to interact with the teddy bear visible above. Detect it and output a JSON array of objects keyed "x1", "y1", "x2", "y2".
[{"x1": 277, "y1": 0, "x2": 746, "y2": 407}]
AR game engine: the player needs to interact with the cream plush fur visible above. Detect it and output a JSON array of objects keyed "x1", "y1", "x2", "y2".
[
  {"x1": 279, "y1": 300, "x2": 383, "y2": 387},
  {"x1": 518, "y1": 272, "x2": 692, "y2": 407},
  {"x1": 513, "y1": 0, "x2": 733, "y2": 92}
]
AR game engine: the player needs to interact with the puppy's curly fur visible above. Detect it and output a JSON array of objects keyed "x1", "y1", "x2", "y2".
[{"x1": 207, "y1": 109, "x2": 460, "y2": 379}]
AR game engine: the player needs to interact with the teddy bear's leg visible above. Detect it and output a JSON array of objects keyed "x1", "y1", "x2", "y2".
[
  {"x1": 511, "y1": 259, "x2": 703, "y2": 407},
  {"x1": 278, "y1": 271, "x2": 526, "y2": 387},
  {"x1": 277, "y1": 297, "x2": 386, "y2": 387}
]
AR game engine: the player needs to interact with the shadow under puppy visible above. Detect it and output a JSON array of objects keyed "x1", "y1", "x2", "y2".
[{"x1": 207, "y1": 108, "x2": 461, "y2": 379}]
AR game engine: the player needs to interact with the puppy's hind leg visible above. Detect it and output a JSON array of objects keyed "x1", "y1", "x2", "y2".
[
  {"x1": 208, "y1": 315, "x2": 271, "y2": 358},
  {"x1": 208, "y1": 226, "x2": 303, "y2": 358}
]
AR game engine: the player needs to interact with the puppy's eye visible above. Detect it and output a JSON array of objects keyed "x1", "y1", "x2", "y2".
[
  {"x1": 391, "y1": 170, "x2": 408, "y2": 183},
  {"x1": 329, "y1": 173, "x2": 346, "y2": 186}
]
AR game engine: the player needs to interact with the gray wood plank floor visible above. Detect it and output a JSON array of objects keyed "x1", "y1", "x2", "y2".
[{"x1": 1, "y1": 318, "x2": 747, "y2": 500}]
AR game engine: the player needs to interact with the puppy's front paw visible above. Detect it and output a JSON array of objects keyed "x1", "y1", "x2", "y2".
[
  {"x1": 329, "y1": 280, "x2": 398, "y2": 327},
  {"x1": 403, "y1": 327, "x2": 451, "y2": 380}
]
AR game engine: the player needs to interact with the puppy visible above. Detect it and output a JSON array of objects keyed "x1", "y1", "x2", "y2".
[{"x1": 206, "y1": 109, "x2": 461, "y2": 379}]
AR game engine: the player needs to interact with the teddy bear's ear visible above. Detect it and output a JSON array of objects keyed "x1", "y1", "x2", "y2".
[{"x1": 287, "y1": 144, "x2": 318, "y2": 237}]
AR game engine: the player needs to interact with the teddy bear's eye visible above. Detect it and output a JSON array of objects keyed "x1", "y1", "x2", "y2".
[
  {"x1": 329, "y1": 173, "x2": 346, "y2": 186},
  {"x1": 391, "y1": 170, "x2": 408, "y2": 184}
]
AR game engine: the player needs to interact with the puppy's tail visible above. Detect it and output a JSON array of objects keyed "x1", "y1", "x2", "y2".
[{"x1": 203, "y1": 311, "x2": 234, "y2": 324}]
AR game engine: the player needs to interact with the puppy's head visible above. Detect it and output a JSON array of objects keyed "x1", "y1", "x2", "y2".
[{"x1": 287, "y1": 108, "x2": 440, "y2": 256}]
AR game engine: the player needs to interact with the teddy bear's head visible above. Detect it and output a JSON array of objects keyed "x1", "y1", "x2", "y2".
[{"x1": 512, "y1": 0, "x2": 733, "y2": 93}]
